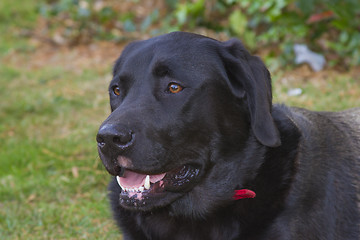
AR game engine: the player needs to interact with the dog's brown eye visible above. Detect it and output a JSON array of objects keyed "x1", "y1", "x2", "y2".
[
  {"x1": 113, "y1": 86, "x2": 121, "y2": 96},
  {"x1": 168, "y1": 83, "x2": 183, "y2": 94}
]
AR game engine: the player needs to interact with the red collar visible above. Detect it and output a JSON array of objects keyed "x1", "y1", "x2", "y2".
[{"x1": 233, "y1": 189, "x2": 256, "y2": 200}]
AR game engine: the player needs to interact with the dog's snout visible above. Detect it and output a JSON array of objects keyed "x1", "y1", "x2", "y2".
[{"x1": 97, "y1": 124, "x2": 135, "y2": 151}]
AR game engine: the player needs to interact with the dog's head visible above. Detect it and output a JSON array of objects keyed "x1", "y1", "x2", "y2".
[{"x1": 97, "y1": 32, "x2": 280, "y2": 217}]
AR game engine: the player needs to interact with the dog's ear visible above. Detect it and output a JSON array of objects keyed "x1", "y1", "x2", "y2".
[{"x1": 220, "y1": 39, "x2": 281, "y2": 147}]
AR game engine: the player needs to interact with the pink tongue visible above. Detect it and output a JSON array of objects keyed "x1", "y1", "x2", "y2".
[{"x1": 119, "y1": 170, "x2": 166, "y2": 188}]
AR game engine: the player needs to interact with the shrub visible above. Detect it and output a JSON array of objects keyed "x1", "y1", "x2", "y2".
[{"x1": 38, "y1": 0, "x2": 360, "y2": 66}]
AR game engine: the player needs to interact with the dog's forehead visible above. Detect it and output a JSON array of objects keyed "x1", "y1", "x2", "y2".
[{"x1": 115, "y1": 32, "x2": 222, "y2": 75}]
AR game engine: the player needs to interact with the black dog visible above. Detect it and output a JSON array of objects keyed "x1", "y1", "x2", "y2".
[{"x1": 96, "y1": 32, "x2": 360, "y2": 239}]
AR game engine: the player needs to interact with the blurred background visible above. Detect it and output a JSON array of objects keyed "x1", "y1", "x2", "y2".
[{"x1": 0, "y1": 0, "x2": 359, "y2": 239}]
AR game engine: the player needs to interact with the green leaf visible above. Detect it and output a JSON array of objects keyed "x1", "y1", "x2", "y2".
[
  {"x1": 243, "y1": 31, "x2": 256, "y2": 49},
  {"x1": 123, "y1": 19, "x2": 136, "y2": 32},
  {"x1": 226, "y1": 0, "x2": 239, "y2": 4},
  {"x1": 229, "y1": 10, "x2": 247, "y2": 36},
  {"x1": 175, "y1": 4, "x2": 188, "y2": 25}
]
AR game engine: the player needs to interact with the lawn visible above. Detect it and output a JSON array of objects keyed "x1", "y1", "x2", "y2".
[
  {"x1": 0, "y1": 62, "x2": 120, "y2": 239},
  {"x1": 0, "y1": 1, "x2": 359, "y2": 239},
  {"x1": 0, "y1": 1, "x2": 121, "y2": 238}
]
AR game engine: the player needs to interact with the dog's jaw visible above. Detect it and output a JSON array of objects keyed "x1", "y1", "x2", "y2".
[{"x1": 115, "y1": 165, "x2": 201, "y2": 211}]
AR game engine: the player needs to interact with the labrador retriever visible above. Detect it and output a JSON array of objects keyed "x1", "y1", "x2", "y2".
[{"x1": 96, "y1": 32, "x2": 360, "y2": 240}]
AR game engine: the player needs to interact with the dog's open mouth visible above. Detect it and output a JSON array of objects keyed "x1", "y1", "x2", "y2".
[{"x1": 116, "y1": 165, "x2": 200, "y2": 210}]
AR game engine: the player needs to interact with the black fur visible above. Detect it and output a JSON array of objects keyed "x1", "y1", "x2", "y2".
[{"x1": 97, "y1": 32, "x2": 360, "y2": 239}]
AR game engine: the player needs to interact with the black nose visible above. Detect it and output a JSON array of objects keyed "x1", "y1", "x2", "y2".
[{"x1": 96, "y1": 124, "x2": 135, "y2": 151}]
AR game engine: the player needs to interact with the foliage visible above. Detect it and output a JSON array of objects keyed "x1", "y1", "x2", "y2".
[
  {"x1": 39, "y1": 0, "x2": 119, "y2": 44},
  {"x1": 167, "y1": 0, "x2": 360, "y2": 66},
  {"x1": 0, "y1": 0, "x2": 41, "y2": 55},
  {"x1": 37, "y1": 0, "x2": 360, "y2": 67},
  {"x1": 38, "y1": 0, "x2": 162, "y2": 44}
]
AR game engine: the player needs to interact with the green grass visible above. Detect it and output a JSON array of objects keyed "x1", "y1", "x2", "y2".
[
  {"x1": 0, "y1": 1, "x2": 359, "y2": 239},
  {"x1": 272, "y1": 70, "x2": 360, "y2": 110},
  {"x1": 0, "y1": 0, "x2": 120, "y2": 235},
  {"x1": 0, "y1": 63, "x2": 121, "y2": 238}
]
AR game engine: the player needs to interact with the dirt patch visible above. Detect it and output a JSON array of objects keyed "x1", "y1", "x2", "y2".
[
  {"x1": 4, "y1": 40, "x2": 125, "y2": 73},
  {"x1": 280, "y1": 64, "x2": 360, "y2": 85},
  {"x1": 4, "y1": 36, "x2": 360, "y2": 85}
]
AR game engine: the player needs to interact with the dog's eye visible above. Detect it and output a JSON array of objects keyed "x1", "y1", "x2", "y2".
[
  {"x1": 112, "y1": 86, "x2": 121, "y2": 96},
  {"x1": 168, "y1": 83, "x2": 183, "y2": 94}
]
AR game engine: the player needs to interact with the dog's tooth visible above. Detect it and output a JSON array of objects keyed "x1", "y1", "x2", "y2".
[
  {"x1": 144, "y1": 175, "x2": 150, "y2": 190},
  {"x1": 116, "y1": 176, "x2": 123, "y2": 189},
  {"x1": 139, "y1": 186, "x2": 144, "y2": 192}
]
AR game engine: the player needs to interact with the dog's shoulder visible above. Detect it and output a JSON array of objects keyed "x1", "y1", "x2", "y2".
[
  {"x1": 274, "y1": 105, "x2": 360, "y2": 143},
  {"x1": 273, "y1": 104, "x2": 360, "y2": 183},
  {"x1": 330, "y1": 108, "x2": 360, "y2": 137},
  {"x1": 271, "y1": 105, "x2": 360, "y2": 238}
]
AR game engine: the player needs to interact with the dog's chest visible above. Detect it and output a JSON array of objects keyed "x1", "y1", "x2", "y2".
[{"x1": 135, "y1": 213, "x2": 245, "y2": 240}]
